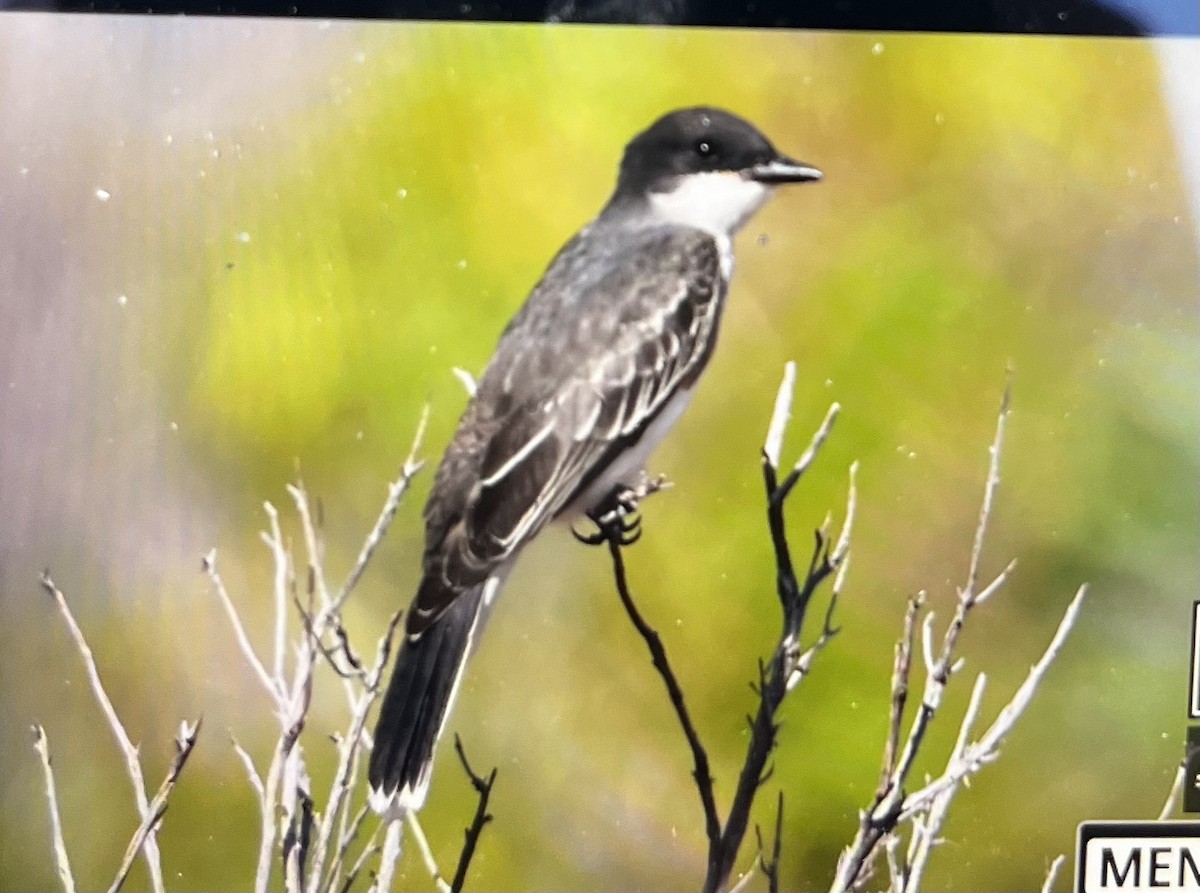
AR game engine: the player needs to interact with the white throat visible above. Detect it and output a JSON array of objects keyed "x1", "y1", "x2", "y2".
[{"x1": 648, "y1": 171, "x2": 771, "y2": 238}]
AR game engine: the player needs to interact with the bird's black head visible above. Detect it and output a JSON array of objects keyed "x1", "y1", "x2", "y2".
[{"x1": 615, "y1": 106, "x2": 821, "y2": 197}]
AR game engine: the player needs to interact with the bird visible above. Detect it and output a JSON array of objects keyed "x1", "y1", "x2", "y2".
[{"x1": 368, "y1": 106, "x2": 821, "y2": 816}]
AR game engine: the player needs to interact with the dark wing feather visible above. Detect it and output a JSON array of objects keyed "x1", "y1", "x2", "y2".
[{"x1": 409, "y1": 225, "x2": 723, "y2": 635}]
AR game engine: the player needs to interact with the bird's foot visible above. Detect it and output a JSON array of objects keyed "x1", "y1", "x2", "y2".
[{"x1": 570, "y1": 474, "x2": 672, "y2": 548}]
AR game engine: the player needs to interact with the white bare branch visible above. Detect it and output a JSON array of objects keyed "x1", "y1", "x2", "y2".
[
  {"x1": 32, "y1": 725, "x2": 75, "y2": 893},
  {"x1": 406, "y1": 812, "x2": 452, "y2": 893},
  {"x1": 40, "y1": 572, "x2": 166, "y2": 893},
  {"x1": 1041, "y1": 854, "x2": 1066, "y2": 893},
  {"x1": 792, "y1": 401, "x2": 841, "y2": 480},
  {"x1": 372, "y1": 819, "x2": 404, "y2": 893},
  {"x1": 262, "y1": 501, "x2": 291, "y2": 689},
  {"x1": 764, "y1": 361, "x2": 797, "y2": 469},
  {"x1": 203, "y1": 549, "x2": 282, "y2": 705},
  {"x1": 1159, "y1": 761, "x2": 1186, "y2": 821},
  {"x1": 333, "y1": 404, "x2": 429, "y2": 613}
]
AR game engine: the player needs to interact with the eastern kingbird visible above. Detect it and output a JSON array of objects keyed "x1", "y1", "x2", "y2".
[{"x1": 368, "y1": 106, "x2": 821, "y2": 816}]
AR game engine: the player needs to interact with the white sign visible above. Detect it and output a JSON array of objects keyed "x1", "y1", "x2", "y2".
[{"x1": 1078, "y1": 824, "x2": 1200, "y2": 892}]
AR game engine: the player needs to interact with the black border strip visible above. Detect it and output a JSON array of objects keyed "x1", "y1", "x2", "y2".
[{"x1": 0, "y1": 0, "x2": 1195, "y2": 38}]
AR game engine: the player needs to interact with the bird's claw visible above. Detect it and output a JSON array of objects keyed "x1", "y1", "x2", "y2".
[{"x1": 572, "y1": 486, "x2": 645, "y2": 547}]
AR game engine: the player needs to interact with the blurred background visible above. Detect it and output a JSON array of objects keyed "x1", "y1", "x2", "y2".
[{"x1": 0, "y1": 15, "x2": 1197, "y2": 890}]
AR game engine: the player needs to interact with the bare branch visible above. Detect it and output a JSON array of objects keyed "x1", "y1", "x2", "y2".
[
  {"x1": 40, "y1": 571, "x2": 166, "y2": 893},
  {"x1": 231, "y1": 734, "x2": 265, "y2": 800},
  {"x1": 405, "y1": 812, "x2": 452, "y2": 893},
  {"x1": 830, "y1": 385, "x2": 1084, "y2": 891},
  {"x1": 602, "y1": 365, "x2": 850, "y2": 893},
  {"x1": 1159, "y1": 761, "x2": 1186, "y2": 821},
  {"x1": 263, "y1": 501, "x2": 291, "y2": 688},
  {"x1": 974, "y1": 558, "x2": 1017, "y2": 607},
  {"x1": 451, "y1": 735, "x2": 498, "y2": 893},
  {"x1": 326, "y1": 803, "x2": 371, "y2": 893},
  {"x1": 309, "y1": 609, "x2": 404, "y2": 892},
  {"x1": 110, "y1": 719, "x2": 203, "y2": 893},
  {"x1": 333, "y1": 404, "x2": 428, "y2": 613},
  {"x1": 756, "y1": 791, "x2": 784, "y2": 893},
  {"x1": 1041, "y1": 854, "x2": 1066, "y2": 893},
  {"x1": 964, "y1": 379, "x2": 1009, "y2": 604},
  {"x1": 771, "y1": 401, "x2": 840, "y2": 508},
  {"x1": 340, "y1": 841, "x2": 380, "y2": 893},
  {"x1": 880, "y1": 593, "x2": 923, "y2": 798},
  {"x1": 604, "y1": 534, "x2": 722, "y2": 862},
  {"x1": 288, "y1": 481, "x2": 333, "y2": 613},
  {"x1": 31, "y1": 725, "x2": 75, "y2": 893},
  {"x1": 764, "y1": 360, "x2": 797, "y2": 469},
  {"x1": 203, "y1": 549, "x2": 282, "y2": 704},
  {"x1": 901, "y1": 674, "x2": 987, "y2": 889},
  {"x1": 371, "y1": 819, "x2": 404, "y2": 893}
]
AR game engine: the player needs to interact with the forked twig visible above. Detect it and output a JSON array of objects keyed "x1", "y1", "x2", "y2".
[
  {"x1": 451, "y1": 735, "x2": 498, "y2": 893},
  {"x1": 109, "y1": 719, "x2": 202, "y2": 893},
  {"x1": 40, "y1": 571, "x2": 173, "y2": 893},
  {"x1": 602, "y1": 362, "x2": 852, "y2": 893}
]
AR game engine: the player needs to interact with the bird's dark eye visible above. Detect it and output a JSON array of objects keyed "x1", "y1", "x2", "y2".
[{"x1": 694, "y1": 140, "x2": 713, "y2": 158}]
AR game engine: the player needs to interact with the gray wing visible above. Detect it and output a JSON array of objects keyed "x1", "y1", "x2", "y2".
[{"x1": 411, "y1": 225, "x2": 723, "y2": 634}]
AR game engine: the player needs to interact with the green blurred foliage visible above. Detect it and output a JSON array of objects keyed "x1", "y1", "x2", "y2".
[{"x1": 2, "y1": 19, "x2": 1197, "y2": 893}]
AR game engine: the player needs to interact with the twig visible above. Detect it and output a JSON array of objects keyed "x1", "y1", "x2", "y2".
[
  {"x1": 706, "y1": 392, "x2": 848, "y2": 893},
  {"x1": 1159, "y1": 761, "x2": 1187, "y2": 820},
  {"x1": 40, "y1": 571, "x2": 167, "y2": 893},
  {"x1": 879, "y1": 593, "x2": 923, "y2": 799},
  {"x1": 232, "y1": 734, "x2": 265, "y2": 799},
  {"x1": 902, "y1": 673, "x2": 988, "y2": 889},
  {"x1": 755, "y1": 791, "x2": 784, "y2": 893},
  {"x1": 728, "y1": 864, "x2": 759, "y2": 893},
  {"x1": 341, "y1": 844, "x2": 380, "y2": 893},
  {"x1": 406, "y1": 812, "x2": 452, "y2": 893},
  {"x1": 603, "y1": 364, "x2": 850, "y2": 893},
  {"x1": 451, "y1": 735, "x2": 498, "y2": 893},
  {"x1": 963, "y1": 379, "x2": 1009, "y2": 604},
  {"x1": 763, "y1": 361, "x2": 797, "y2": 469},
  {"x1": 831, "y1": 384, "x2": 1086, "y2": 891},
  {"x1": 310, "y1": 609, "x2": 404, "y2": 892},
  {"x1": 333, "y1": 405, "x2": 428, "y2": 613},
  {"x1": 831, "y1": 390, "x2": 1010, "y2": 891},
  {"x1": 31, "y1": 725, "x2": 75, "y2": 893},
  {"x1": 263, "y1": 501, "x2": 291, "y2": 689},
  {"x1": 211, "y1": 437, "x2": 425, "y2": 893},
  {"x1": 203, "y1": 549, "x2": 283, "y2": 704},
  {"x1": 327, "y1": 802, "x2": 371, "y2": 893},
  {"x1": 109, "y1": 719, "x2": 203, "y2": 893},
  {"x1": 605, "y1": 535, "x2": 723, "y2": 863},
  {"x1": 371, "y1": 819, "x2": 404, "y2": 893},
  {"x1": 1041, "y1": 854, "x2": 1066, "y2": 893}
]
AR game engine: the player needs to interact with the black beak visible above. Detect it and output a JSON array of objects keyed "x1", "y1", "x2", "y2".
[{"x1": 746, "y1": 155, "x2": 823, "y2": 184}]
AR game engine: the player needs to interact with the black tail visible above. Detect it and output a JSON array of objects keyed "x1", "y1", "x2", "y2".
[{"x1": 368, "y1": 577, "x2": 487, "y2": 815}]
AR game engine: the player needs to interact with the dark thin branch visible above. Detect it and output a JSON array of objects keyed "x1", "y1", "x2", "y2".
[
  {"x1": 600, "y1": 366, "x2": 851, "y2": 893},
  {"x1": 451, "y1": 735, "x2": 497, "y2": 893},
  {"x1": 707, "y1": 525, "x2": 836, "y2": 892},
  {"x1": 282, "y1": 785, "x2": 314, "y2": 890},
  {"x1": 755, "y1": 791, "x2": 784, "y2": 893},
  {"x1": 604, "y1": 536, "x2": 724, "y2": 865},
  {"x1": 293, "y1": 596, "x2": 363, "y2": 681}
]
